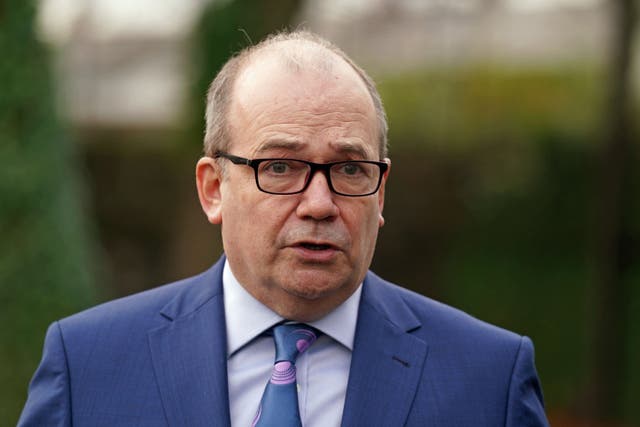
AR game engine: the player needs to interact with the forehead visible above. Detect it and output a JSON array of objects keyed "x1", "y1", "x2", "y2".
[{"x1": 228, "y1": 48, "x2": 378, "y2": 158}]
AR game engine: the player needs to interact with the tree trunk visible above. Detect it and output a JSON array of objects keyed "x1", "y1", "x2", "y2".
[{"x1": 584, "y1": 0, "x2": 637, "y2": 421}]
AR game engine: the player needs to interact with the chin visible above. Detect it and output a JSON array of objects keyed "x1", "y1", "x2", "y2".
[
  {"x1": 271, "y1": 259, "x2": 361, "y2": 302},
  {"x1": 284, "y1": 282, "x2": 333, "y2": 300},
  {"x1": 282, "y1": 274, "x2": 352, "y2": 301},
  {"x1": 275, "y1": 286, "x2": 348, "y2": 322}
]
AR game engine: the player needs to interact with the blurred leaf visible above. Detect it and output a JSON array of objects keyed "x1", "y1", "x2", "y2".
[{"x1": 0, "y1": 0, "x2": 98, "y2": 422}]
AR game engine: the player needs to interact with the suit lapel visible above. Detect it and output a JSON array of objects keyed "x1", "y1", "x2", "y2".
[
  {"x1": 148, "y1": 259, "x2": 231, "y2": 427},
  {"x1": 341, "y1": 273, "x2": 429, "y2": 427}
]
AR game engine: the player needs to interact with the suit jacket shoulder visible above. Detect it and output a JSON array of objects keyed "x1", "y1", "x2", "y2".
[
  {"x1": 19, "y1": 258, "x2": 230, "y2": 427},
  {"x1": 340, "y1": 271, "x2": 549, "y2": 427},
  {"x1": 369, "y1": 271, "x2": 523, "y2": 345},
  {"x1": 58, "y1": 263, "x2": 221, "y2": 339}
]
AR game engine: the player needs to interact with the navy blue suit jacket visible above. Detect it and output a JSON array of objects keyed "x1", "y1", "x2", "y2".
[{"x1": 19, "y1": 256, "x2": 549, "y2": 426}]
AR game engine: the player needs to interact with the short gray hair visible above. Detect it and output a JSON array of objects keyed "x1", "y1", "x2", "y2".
[{"x1": 203, "y1": 30, "x2": 389, "y2": 159}]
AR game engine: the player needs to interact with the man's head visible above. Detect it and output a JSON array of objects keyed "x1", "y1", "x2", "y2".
[
  {"x1": 196, "y1": 30, "x2": 391, "y2": 321},
  {"x1": 202, "y1": 31, "x2": 388, "y2": 160}
]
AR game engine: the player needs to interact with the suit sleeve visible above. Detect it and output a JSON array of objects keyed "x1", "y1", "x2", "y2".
[
  {"x1": 505, "y1": 336, "x2": 550, "y2": 427},
  {"x1": 18, "y1": 321, "x2": 72, "y2": 427}
]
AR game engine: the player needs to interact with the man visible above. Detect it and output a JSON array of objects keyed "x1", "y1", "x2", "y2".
[{"x1": 20, "y1": 31, "x2": 549, "y2": 426}]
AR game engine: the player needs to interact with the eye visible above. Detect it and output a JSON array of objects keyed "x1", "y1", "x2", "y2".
[
  {"x1": 260, "y1": 160, "x2": 309, "y2": 176},
  {"x1": 264, "y1": 160, "x2": 291, "y2": 174},
  {"x1": 339, "y1": 162, "x2": 364, "y2": 176},
  {"x1": 261, "y1": 160, "x2": 292, "y2": 175}
]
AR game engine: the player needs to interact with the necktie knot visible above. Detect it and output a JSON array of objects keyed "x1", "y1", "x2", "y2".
[{"x1": 273, "y1": 323, "x2": 318, "y2": 363}]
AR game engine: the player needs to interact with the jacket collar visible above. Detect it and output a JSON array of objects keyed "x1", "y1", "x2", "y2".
[
  {"x1": 149, "y1": 257, "x2": 231, "y2": 426},
  {"x1": 148, "y1": 259, "x2": 429, "y2": 427},
  {"x1": 341, "y1": 271, "x2": 429, "y2": 427}
]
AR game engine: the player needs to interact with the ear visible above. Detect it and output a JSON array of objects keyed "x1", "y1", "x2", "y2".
[
  {"x1": 196, "y1": 157, "x2": 223, "y2": 224},
  {"x1": 377, "y1": 158, "x2": 391, "y2": 228}
]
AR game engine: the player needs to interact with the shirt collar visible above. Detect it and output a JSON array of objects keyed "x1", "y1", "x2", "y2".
[{"x1": 222, "y1": 259, "x2": 362, "y2": 358}]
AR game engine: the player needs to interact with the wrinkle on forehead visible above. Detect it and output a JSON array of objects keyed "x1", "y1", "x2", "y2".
[
  {"x1": 244, "y1": 109, "x2": 377, "y2": 159},
  {"x1": 252, "y1": 139, "x2": 373, "y2": 160}
]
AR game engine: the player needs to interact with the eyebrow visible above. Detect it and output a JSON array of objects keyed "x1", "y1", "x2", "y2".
[
  {"x1": 329, "y1": 141, "x2": 372, "y2": 159},
  {"x1": 254, "y1": 139, "x2": 303, "y2": 155}
]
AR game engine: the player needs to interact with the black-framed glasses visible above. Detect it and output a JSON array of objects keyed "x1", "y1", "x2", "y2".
[{"x1": 214, "y1": 152, "x2": 388, "y2": 197}]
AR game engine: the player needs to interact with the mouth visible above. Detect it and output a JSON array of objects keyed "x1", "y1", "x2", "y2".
[
  {"x1": 297, "y1": 242, "x2": 335, "y2": 251},
  {"x1": 290, "y1": 241, "x2": 340, "y2": 262}
]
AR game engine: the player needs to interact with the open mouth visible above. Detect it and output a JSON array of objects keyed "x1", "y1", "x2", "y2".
[{"x1": 298, "y1": 243, "x2": 334, "y2": 251}]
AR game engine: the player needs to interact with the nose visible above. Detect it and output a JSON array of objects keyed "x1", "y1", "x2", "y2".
[{"x1": 295, "y1": 169, "x2": 339, "y2": 221}]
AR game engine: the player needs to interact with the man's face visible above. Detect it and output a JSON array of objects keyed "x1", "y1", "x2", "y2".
[{"x1": 197, "y1": 55, "x2": 389, "y2": 321}]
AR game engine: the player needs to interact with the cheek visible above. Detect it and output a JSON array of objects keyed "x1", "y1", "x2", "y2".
[
  {"x1": 344, "y1": 201, "x2": 381, "y2": 247},
  {"x1": 220, "y1": 188, "x2": 256, "y2": 244},
  {"x1": 223, "y1": 194, "x2": 293, "y2": 244}
]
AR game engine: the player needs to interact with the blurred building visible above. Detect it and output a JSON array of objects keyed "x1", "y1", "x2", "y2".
[
  {"x1": 37, "y1": 0, "x2": 210, "y2": 129},
  {"x1": 37, "y1": 0, "x2": 614, "y2": 131},
  {"x1": 303, "y1": 0, "x2": 610, "y2": 72}
]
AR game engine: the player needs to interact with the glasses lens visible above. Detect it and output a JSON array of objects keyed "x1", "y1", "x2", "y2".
[
  {"x1": 330, "y1": 161, "x2": 381, "y2": 196},
  {"x1": 257, "y1": 159, "x2": 310, "y2": 194},
  {"x1": 255, "y1": 159, "x2": 382, "y2": 196}
]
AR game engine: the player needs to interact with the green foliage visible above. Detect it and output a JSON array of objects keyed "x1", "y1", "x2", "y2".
[
  {"x1": 0, "y1": 0, "x2": 97, "y2": 422},
  {"x1": 187, "y1": 0, "x2": 302, "y2": 152},
  {"x1": 442, "y1": 139, "x2": 593, "y2": 411},
  {"x1": 372, "y1": 65, "x2": 639, "y2": 424},
  {"x1": 379, "y1": 66, "x2": 603, "y2": 152}
]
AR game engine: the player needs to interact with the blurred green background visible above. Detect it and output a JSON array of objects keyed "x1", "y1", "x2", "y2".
[{"x1": 1, "y1": 0, "x2": 638, "y2": 425}]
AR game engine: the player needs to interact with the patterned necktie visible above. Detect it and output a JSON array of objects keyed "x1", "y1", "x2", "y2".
[{"x1": 252, "y1": 323, "x2": 320, "y2": 427}]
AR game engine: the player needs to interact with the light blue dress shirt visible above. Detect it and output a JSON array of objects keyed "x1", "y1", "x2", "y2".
[{"x1": 223, "y1": 260, "x2": 361, "y2": 427}]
